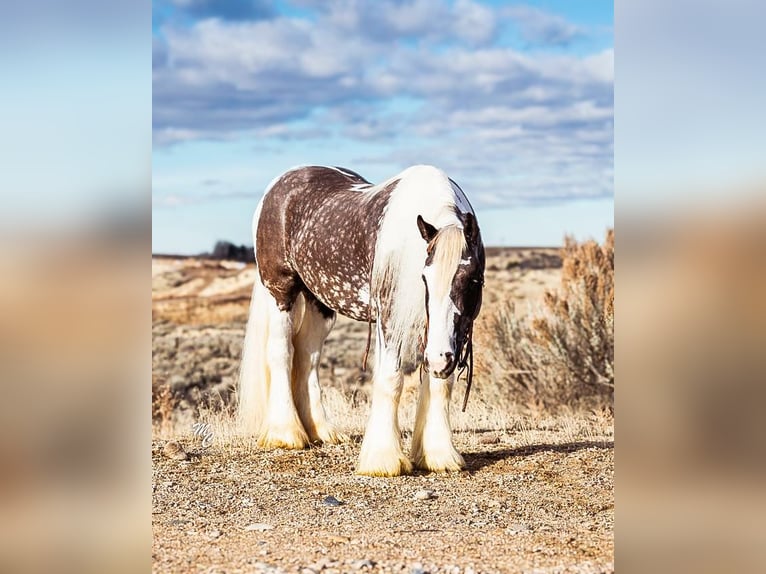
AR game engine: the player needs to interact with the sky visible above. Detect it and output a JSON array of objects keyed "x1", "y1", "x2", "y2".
[{"x1": 152, "y1": 0, "x2": 613, "y2": 254}]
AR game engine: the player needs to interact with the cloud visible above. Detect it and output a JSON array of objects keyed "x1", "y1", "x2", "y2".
[
  {"x1": 505, "y1": 5, "x2": 584, "y2": 47},
  {"x1": 153, "y1": 1, "x2": 612, "y2": 207},
  {"x1": 297, "y1": 0, "x2": 496, "y2": 45}
]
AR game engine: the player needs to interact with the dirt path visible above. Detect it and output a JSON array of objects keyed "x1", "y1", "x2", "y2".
[{"x1": 152, "y1": 431, "x2": 613, "y2": 574}]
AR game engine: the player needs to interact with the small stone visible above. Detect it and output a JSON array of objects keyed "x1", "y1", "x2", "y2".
[
  {"x1": 245, "y1": 523, "x2": 274, "y2": 532},
  {"x1": 507, "y1": 523, "x2": 531, "y2": 534},
  {"x1": 208, "y1": 529, "x2": 221, "y2": 539},
  {"x1": 414, "y1": 489, "x2": 436, "y2": 500},
  {"x1": 479, "y1": 434, "x2": 500, "y2": 444},
  {"x1": 163, "y1": 440, "x2": 188, "y2": 460},
  {"x1": 325, "y1": 534, "x2": 350, "y2": 543},
  {"x1": 410, "y1": 563, "x2": 428, "y2": 574},
  {"x1": 352, "y1": 559, "x2": 376, "y2": 570},
  {"x1": 301, "y1": 569, "x2": 319, "y2": 574},
  {"x1": 323, "y1": 495, "x2": 343, "y2": 507}
]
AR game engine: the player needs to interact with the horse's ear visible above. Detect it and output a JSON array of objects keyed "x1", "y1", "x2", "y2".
[
  {"x1": 464, "y1": 212, "x2": 479, "y2": 243},
  {"x1": 417, "y1": 215, "x2": 438, "y2": 243}
]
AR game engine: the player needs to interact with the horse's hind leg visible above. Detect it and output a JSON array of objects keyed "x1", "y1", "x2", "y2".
[
  {"x1": 292, "y1": 300, "x2": 348, "y2": 444},
  {"x1": 356, "y1": 324, "x2": 412, "y2": 476},
  {"x1": 258, "y1": 292, "x2": 310, "y2": 449}
]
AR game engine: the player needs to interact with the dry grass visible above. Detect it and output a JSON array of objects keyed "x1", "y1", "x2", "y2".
[
  {"x1": 475, "y1": 230, "x2": 614, "y2": 409},
  {"x1": 152, "y1": 238, "x2": 615, "y2": 439},
  {"x1": 153, "y1": 380, "x2": 613, "y2": 460}
]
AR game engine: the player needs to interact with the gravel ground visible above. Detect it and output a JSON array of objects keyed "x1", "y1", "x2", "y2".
[
  {"x1": 152, "y1": 252, "x2": 612, "y2": 573},
  {"x1": 152, "y1": 430, "x2": 613, "y2": 574}
]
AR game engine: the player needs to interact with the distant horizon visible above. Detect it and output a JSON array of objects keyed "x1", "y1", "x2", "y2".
[{"x1": 150, "y1": 237, "x2": 603, "y2": 258}]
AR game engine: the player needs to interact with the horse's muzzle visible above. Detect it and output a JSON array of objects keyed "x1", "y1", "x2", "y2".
[{"x1": 428, "y1": 352, "x2": 457, "y2": 379}]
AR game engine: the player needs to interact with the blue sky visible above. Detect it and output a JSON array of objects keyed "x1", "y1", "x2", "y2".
[{"x1": 152, "y1": 0, "x2": 613, "y2": 253}]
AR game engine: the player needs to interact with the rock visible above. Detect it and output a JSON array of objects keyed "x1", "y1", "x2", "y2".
[
  {"x1": 208, "y1": 529, "x2": 221, "y2": 539},
  {"x1": 410, "y1": 563, "x2": 428, "y2": 574},
  {"x1": 414, "y1": 489, "x2": 436, "y2": 500},
  {"x1": 507, "y1": 523, "x2": 531, "y2": 534},
  {"x1": 352, "y1": 559, "x2": 376, "y2": 570},
  {"x1": 163, "y1": 441, "x2": 188, "y2": 460},
  {"x1": 479, "y1": 434, "x2": 500, "y2": 444},
  {"x1": 323, "y1": 495, "x2": 344, "y2": 507},
  {"x1": 251, "y1": 562, "x2": 284, "y2": 573},
  {"x1": 245, "y1": 523, "x2": 274, "y2": 532},
  {"x1": 168, "y1": 374, "x2": 187, "y2": 391},
  {"x1": 301, "y1": 569, "x2": 319, "y2": 574}
]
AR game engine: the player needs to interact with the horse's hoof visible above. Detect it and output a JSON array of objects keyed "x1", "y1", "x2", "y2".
[
  {"x1": 412, "y1": 446, "x2": 465, "y2": 473},
  {"x1": 356, "y1": 447, "x2": 413, "y2": 477},
  {"x1": 312, "y1": 425, "x2": 349, "y2": 445},
  {"x1": 257, "y1": 424, "x2": 309, "y2": 450}
]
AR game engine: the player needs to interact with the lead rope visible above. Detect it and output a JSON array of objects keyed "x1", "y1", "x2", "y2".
[
  {"x1": 459, "y1": 323, "x2": 475, "y2": 412},
  {"x1": 361, "y1": 311, "x2": 372, "y2": 372},
  {"x1": 361, "y1": 275, "x2": 375, "y2": 372}
]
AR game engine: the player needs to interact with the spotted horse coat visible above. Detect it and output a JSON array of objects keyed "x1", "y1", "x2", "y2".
[
  {"x1": 256, "y1": 165, "x2": 393, "y2": 323},
  {"x1": 239, "y1": 164, "x2": 486, "y2": 477}
]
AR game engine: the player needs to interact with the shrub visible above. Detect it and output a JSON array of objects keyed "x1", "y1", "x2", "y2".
[{"x1": 476, "y1": 229, "x2": 614, "y2": 409}]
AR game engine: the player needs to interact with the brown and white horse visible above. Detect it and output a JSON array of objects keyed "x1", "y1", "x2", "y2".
[{"x1": 238, "y1": 165, "x2": 485, "y2": 476}]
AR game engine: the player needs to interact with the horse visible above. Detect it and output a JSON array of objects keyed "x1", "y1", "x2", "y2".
[{"x1": 238, "y1": 164, "x2": 485, "y2": 476}]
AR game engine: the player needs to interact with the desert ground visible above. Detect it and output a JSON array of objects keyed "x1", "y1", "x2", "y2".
[{"x1": 152, "y1": 247, "x2": 614, "y2": 573}]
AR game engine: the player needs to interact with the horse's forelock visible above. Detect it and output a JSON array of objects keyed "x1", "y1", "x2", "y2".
[{"x1": 428, "y1": 225, "x2": 467, "y2": 299}]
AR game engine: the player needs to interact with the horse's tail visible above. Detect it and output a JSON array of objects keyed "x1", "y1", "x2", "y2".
[{"x1": 237, "y1": 201, "x2": 269, "y2": 435}]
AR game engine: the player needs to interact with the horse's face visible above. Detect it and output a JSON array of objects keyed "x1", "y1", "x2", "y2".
[{"x1": 418, "y1": 213, "x2": 485, "y2": 379}]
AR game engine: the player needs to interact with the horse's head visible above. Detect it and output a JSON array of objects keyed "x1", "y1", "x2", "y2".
[{"x1": 417, "y1": 212, "x2": 485, "y2": 379}]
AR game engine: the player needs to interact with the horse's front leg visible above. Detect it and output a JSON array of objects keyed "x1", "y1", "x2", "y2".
[
  {"x1": 411, "y1": 372, "x2": 465, "y2": 472},
  {"x1": 357, "y1": 331, "x2": 412, "y2": 476}
]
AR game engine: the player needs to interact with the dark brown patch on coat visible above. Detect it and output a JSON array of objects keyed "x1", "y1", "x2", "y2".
[{"x1": 256, "y1": 166, "x2": 397, "y2": 321}]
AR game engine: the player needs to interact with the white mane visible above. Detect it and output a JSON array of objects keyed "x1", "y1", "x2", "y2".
[{"x1": 370, "y1": 165, "x2": 473, "y2": 364}]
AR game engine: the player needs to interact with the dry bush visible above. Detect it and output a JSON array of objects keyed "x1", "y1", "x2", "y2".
[
  {"x1": 152, "y1": 374, "x2": 178, "y2": 436},
  {"x1": 476, "y1": 229, "x2": 614, "y2": 409}
]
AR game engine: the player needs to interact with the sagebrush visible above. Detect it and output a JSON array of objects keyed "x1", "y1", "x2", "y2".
[{"x1": 475, "y1": 229, "x2": 614, "y2": 409}]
